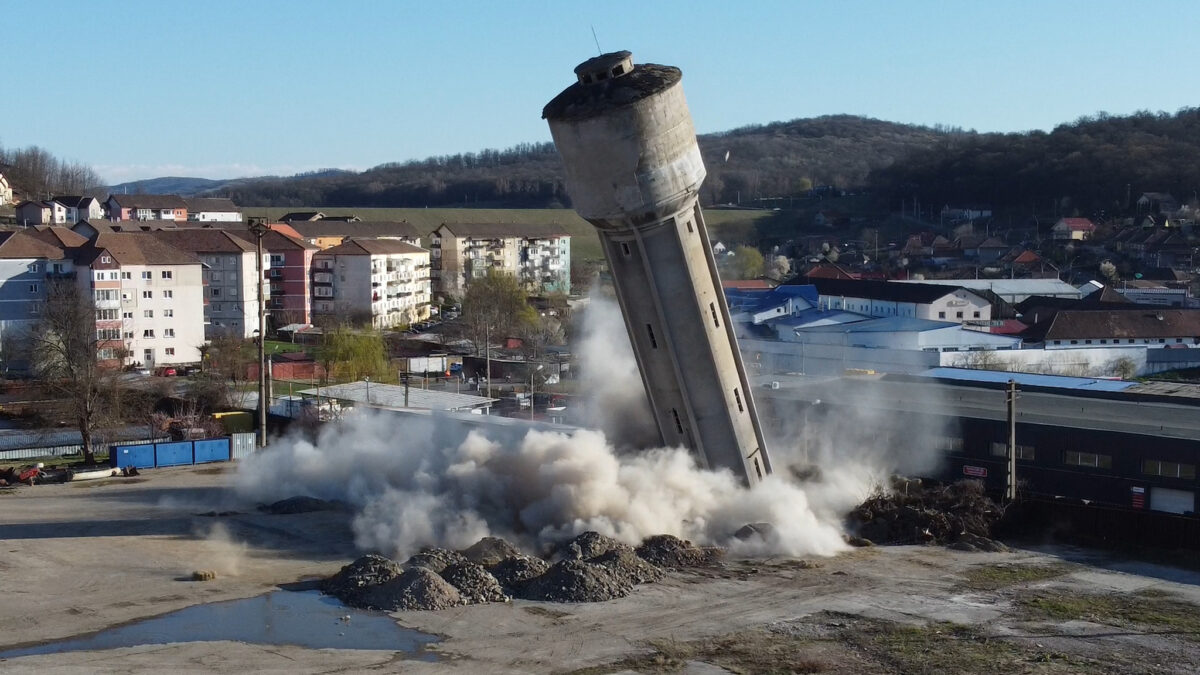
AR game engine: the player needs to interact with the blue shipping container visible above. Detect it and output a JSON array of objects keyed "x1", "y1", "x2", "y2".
[
  {"x1": 112, "y1": 443, "x2": 155, "y2": 469},
  {"x1": 193, "y1": 438, "x2": 230, "y2": 464},
  {"x1": 155, "y1": 442, "x2": 193, "y2": 467}
]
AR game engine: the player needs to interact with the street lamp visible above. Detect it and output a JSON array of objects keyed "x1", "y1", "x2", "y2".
[
  {"x1": 365, "y1": 376, "x2": 371, "y2": 405},
  {"x1": 248, "y1": 217, "x2": 269, "y2": 448}
]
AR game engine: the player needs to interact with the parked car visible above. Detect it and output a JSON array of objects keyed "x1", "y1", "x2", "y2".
[{"x1": 155, "y1": 366, "x2": 177, "y2": 377}]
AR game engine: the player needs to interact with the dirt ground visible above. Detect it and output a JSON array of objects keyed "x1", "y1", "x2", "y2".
[{"x1": 2, "y1": 465, "x2": 1200, "y2": 674}]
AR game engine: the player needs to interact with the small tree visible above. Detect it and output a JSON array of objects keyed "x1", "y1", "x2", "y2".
[
  {"x1": 765, "y1": 255, "x2": 792, "y2": 281},
  {"x1": 461, "y1": 269, "x2": 538, "y2": 354},
  {"x1": 318, "y1": 324, "x2": 389, "y2": 382},
  {"x1": 727, "y1": 245, "x2": 765, "y2": 279},
  {"x1": 30, "y1": 281, "x2": 122, "y2": 464}
]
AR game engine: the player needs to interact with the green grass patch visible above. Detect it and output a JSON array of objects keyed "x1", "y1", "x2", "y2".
[
  {"x1": 263, "y1": 340, "x2": 305, "y2": 354},
  {"x1": 959, "y1": 563, "x2": 1073, "y2": 591},
  {"x1": 1019, "y1": 588, "x2": 1200, "y2": 638}
]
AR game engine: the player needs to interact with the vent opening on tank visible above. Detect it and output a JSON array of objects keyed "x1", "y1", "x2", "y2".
[
  {"x1": 620, "y1": 242, "x2": 631, "y2": 257},
  {"x1": 646, "y1": 324, "x2": 658, "y2": 348},
  {"x1": 734, "y1": 387, "x2": 744, "y2": 412},
  {"x1": 753, "y1": 456, "x2": 763, "y2": 480},
  {"x1": 709, "y1": 302, "x2": 720, "y2": 328},
  {"x1": 686, "y1": 220, "x2": 694, "y2": 233},
  {"x1": 612, "y1": 64, "x2": 625, "y2": 76},
  {"x1": 670, "y1": 408, "x2": 684, "y2": 434}
]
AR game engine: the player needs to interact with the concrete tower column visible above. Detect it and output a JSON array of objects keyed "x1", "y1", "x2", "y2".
[{"x1": 543, "y1": 51, "x2": 772, "y2": 485}]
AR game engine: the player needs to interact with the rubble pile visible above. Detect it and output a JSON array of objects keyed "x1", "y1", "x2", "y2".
[
  {"x1": 358, "y1": 567, "x2": 463, "y2": 611},
  {"x1": 258, "y1": 496, "x2": 345, "y2": 514},
  {"x1": 635, "y1": 534, "x2": 721, "y2": 568},
  {"x1": 847, "y1": 479, "x2": 1004, "y2": 547},
  {"x1": 461, "y1": 536, "x2": 523, "y2": 566},
  {"x1": 441, "y1": 562, "x2": 509, "y2": 604},
  {"x1": 487, "y1": 554, "x2": 551, "y2": 593},
  {"x1": 405, "y1": 547, "x2": 468, "y2": 574},
  {"x1": 517, "y1": 558, "x2": 634, "y2": 602},
  {"x1": 590, "y1": 548, "x2": 664, "y2": 585},
  {"x1": 557, "y1": 531, "x2": 629, "y2": 560},
  {"x1": 323, "y1": 554, "x2": 405, "y2": 606}
]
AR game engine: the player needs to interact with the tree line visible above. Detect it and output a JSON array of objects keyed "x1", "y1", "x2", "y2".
[{"x1": 0, "y1": 143, "x2": 105, "y2": 199}]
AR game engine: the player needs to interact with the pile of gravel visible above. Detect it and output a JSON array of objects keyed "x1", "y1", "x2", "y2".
[
  {"x1": 488, "y1": 554, "x2": 551, "y2": 593},
  {"x1": 635, "y1": 534, "x2": 721, "y2": 568},
  {"x1": 590, "y1": 548, "x2": 664, "y2": 585},
  {"x1": 441, "y1": 561, "x2": 509, "y2": 604},
  {"x1": 357, "y1": 567, "x2": 462, "y2": 611},
  {"x1": 461, "y1": 536, "x2": 523, "y2": 566},
  {"x1": 258, "y1": 495, "x2": 345, "y2": 514},
  {"x1": 557, "y1": 531, "x2": 630, "y2": 560},
  {"x1": 405, "y1": 547, "x2": 468, "y2": 574},
  {"x1": 323, "y1": 554, "x2": 404, "y2": 606},
  {"x1": 517, "y1": 558, "x2": 634, "y2": 602}
]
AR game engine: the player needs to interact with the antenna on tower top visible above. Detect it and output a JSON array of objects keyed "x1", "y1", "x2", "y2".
[{"x1": 590, "y1": 25, "x2": 602, "y2": 54}]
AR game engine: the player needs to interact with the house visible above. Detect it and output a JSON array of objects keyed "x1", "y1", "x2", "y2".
[
  {"x1": 104, "y1": 194, "x2": 188, "y2": 222},
  {"x1": 51, "y1": 196, "x2": 103, "y2": 222},
  {"x1": 14, "y1": 200, "x2": 65, "y2": 225},
  {"x1": 1051, "y1": 218, "x2": 1096, "y2": 241},
  {"x1": 278, "y1": 211, "x2": 326, "y2": 223},
  {"x1": 228, "y1": 228, "x2": 317, "y2": 327},
  {"x1": 1032, "y1": 310, "x2": 1200, "y2": 349},
  {"x1": 286, "y1": 220, "x2": 423, "y2": 250},
  {"x1": 311, "y1": 238, "x2": 432, "y2": 329},
  {"x1": 429, "y1": 223, "x2": 570, "y2": 297},
  {"x1": 72, "y1": 232, "x2": 205, "y2": 367},
  {"x1": 151, "y1": 230, "x2": 268, "y2": 338},
  {"x1": 0, "y1": 173, "x2": 14, "y2": 206},
  {"x1": 1138, "y1": 192, "x2": 1180, "y2": 215},
  {"x1": 976, "y1": 237, "x2": 1008, "y2": 264},
  {"x1": 798, "y1": 278, "x2": 993, "y2": 323},
  {"x1": 185, "y1": 197, "x2": 242, "y2": 223},
  {"x1": 0, "y1": 230, "x2": 81, "y2": 347}
]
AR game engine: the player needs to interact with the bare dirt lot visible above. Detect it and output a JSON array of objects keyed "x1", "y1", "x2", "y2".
[{"x1": 2, "y1": 465, "x2": 1200, "y2": 673}]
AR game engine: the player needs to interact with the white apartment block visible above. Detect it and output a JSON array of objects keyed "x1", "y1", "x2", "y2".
[
  {"x1": 77, "y1": 233, "x2": 205, "y2": 368},
  {"x1": 152, "y1": 230, "x2": 268, "y2": 339},
  {"x1": 429, "y1": 223, "x2": 570, "y2": 298},
  {"x1": 311, "y1": 238, "x2": 431, "y2": 329}
]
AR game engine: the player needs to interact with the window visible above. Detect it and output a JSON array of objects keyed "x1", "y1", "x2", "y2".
[
  {"x1": 991, "y1": 442, "x2": 1035, "y2": 460},
  {"x1": 710, "y1": 303, "x2": 720, "y2": 328},
  {"x1": 934, "y1": 437, "x2": 964, "y2": 452},
  {"x1": 142, "y1": 330, "x2": 155, "y2": 338},
  {"x1": 229, "y1": 287, "x2": 237, "y2": 297},
  {"x1": 1142, "y1": 459, "x2": 1196, "y2": 480},
  {"x1": 98, "y1": 348, "x2": 121, "y2": 360},
  {"x1": 94, "y1": 271, "x2": 105, "y2": 281},
  {"x1": 956, "y1": 311, "x2": 963, "y2": 319},
  {"x1": 121, "y1": 271, "x2": 132, "y2": 280},
  {"x1": 142, "y1": 290, "x2": 152, "y2": 299},
  {"x1": 141, "y1": 271, "x2": 152, "y2": 280},
  {"x1": 733, "y1": 387, "x2": 744, "y2": 412},
  {"x1": 1064, "y1": 450, "x2": 1111, "y2": 469},
  {"x1": 973, "y1": 311, "x2": 981, "y2": 318},
  {"x1": 108, "y1": 271, "x2": 118, "y2": 280},
  {"x1": 28, "y1": 284, "x2": 38, "y2": 294},
  {"x1": 161, "y1": 270, "x2": 172, "y2": 279},
  {"x1": 96, "y1": 309, "x2": 118, "y2": 321},
  {"x1": 270, "y1": 254, "x2": 284, "y2": 265},
  {"x1": 143, "y1": 310, "x2": 153, "y2": 318},
  {"x1": 210, "y1": 288, "x2": 221, "y2": 297},
  {"x1": 163, "y1": 290, "x2": 172, "y2": 299},
  {"x1": 28, "y1": 263, "x2": 41, "y2": 273},
  {"x1": 165, "y1": 348, "x2": 175, "y2": 356},
  {"x1": 96, "y1": 329, "x2": 120, "y2": 340},
  {"x1": 101, "y1": 255, "x2": 111, "y2": 263},
  {"x1": 123, "y1": 331, "x2": 133, "y2": 339},
  {"x1": 164, "y1": 328, "x2": 175, "y2": 338},
  {"x1": 164, "y1": 309, "x2": 174, "y2": 318},
  {"x1": 938, "y1": 311, "x2": 946, "y2": 319}
]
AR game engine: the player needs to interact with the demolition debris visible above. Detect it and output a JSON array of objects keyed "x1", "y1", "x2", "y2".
[{"x1": 847, "y1": 479, "x2": 1005, "y2": 547}]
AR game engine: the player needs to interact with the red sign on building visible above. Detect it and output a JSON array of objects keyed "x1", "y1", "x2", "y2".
[
  {"x1": 963, "y1": 465, "x2": 987, "y2": 478},
  {"x1": 1131, "y1": 486, "x2": 1146, "y2": 509}
]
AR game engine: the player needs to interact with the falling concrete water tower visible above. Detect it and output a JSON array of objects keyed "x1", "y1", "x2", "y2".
[{"x1": 543, "y1": 50, "x2": 772, "y2": 485}]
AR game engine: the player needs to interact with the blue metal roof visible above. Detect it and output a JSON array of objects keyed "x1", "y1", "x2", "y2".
[
  {"x1": 918, "y1": 367, "x2": 1136, "y2": 392},
  {"x1": 725, "y1": 285, "x2": 818, "y2": 314},
  {"x1": 800, "y1": 316, "x2": 960, "y2": 333}
]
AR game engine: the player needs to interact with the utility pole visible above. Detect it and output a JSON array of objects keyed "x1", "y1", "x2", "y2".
[
  {"x1": 1006, "y1": 379, "x2": 1018, "y2": 502},
  {"x1": 484, "y1": 323, "x2": 491, "y2": 402},
  {"x1": 248, "y1": 217, "x2": 269, "y2": 448}
]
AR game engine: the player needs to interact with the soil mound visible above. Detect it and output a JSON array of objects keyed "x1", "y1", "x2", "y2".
[
  {"x1": 558, "y1": 531, "x2": 630, "y2": 560},
  {"x1": 848, "y1": 478, "x2": 1003, "y2": 546},
  {"x1": 636, "y1": 534, "x2": 721, "y2": 568},
  {"x1": 357, "y1": 567, "x2": 462, "y2": 611},
  {"x1": 323, "y1": 554, "x2": 404, "y2": 606},
  {"x1": 461, "y1": 536, "x2": 523, "y2": 566},
  {"x1": 590, "y1": 548, "x2": 664, "y2": 585},
  {"x1": 518, "y1": 559, "x2": 633, "y2": 603},
  {"x1": 489, "y1": 554, "x2": 551, "y2": 593},
  {"x1": 405, "y1": 547, "x2": 468, "y2": 574},
  {"x1": 441, "y1": 562, "x2": 509, "y2": 604},
  {"x1": 258, "y1": 495, "x2": 345, "y2": 514}
]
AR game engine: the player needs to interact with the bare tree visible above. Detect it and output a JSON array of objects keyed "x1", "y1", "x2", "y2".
[{"x1": 30, "y1": 281, "x2": 125, "y2": 464}]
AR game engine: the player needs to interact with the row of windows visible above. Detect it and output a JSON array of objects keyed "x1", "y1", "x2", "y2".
[
  {"x1": 1143, "y1": 459, "x2": 1197, "y2": 480},
  {"x1": 1054, "y1": 338, "x2": 1193, "y2": 345},
  {"x1": 93, "y1": 270, "x2": 174, "y2": 281},
  {"x1": 938, "y1": 310, "x2": 982, "y2": 319},
  {"x1": 94, "y1": 289, "x2": 175, "y2": 301},
  {"x1": 990, "y1": 442, "x2": 1036, "y2": 460},
  {"x1": 941, "y1": 439, "x2": 1196, "y2": 478}
]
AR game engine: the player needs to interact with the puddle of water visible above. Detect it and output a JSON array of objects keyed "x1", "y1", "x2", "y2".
[{"x1": 0, "y1": 590, "x2": 438, "y2": 660}]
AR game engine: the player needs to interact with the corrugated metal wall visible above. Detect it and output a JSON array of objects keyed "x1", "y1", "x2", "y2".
[{"x1": 230, "y1": 433, "x2": 257, "y2": 460}]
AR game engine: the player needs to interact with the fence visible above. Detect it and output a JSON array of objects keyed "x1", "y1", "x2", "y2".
[
  {"x1": 0, "y1": 438, "x2": 167, "y2": 463},
  {"x1": 111, "y1": 432, "x2": 258, "y2": 469}
]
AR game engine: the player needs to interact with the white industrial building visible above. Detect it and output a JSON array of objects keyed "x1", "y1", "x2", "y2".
[
  {"x1": 805, "y1": 278, "x2": 993, "y2": 323},
  {"x1": 899, "y1": 278, "x2": 1082, "y2": 304}
]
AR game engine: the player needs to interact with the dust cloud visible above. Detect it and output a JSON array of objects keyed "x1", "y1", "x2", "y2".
[{"x1": 235, "y1": 295, "x2": 949, "y2": 561}]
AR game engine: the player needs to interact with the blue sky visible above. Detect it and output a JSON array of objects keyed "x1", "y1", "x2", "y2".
[{"x1": 5, "y1": 0, "x2": 1198, "y2": 183}]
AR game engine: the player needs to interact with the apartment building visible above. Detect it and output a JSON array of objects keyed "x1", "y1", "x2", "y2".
[
  {"x1": 74, "y1": 233, "x2": 205, "y2": 367},
  {"x1": 152, "y1": 230, "x2": 267, "y2": 339},
  {"x1": 429, "y1": 223, "x2": 570, "y2": 297},
  {"x1": 228, "y1": 228, "x2": 317, "y2": 327},
  {"x1": 104, "y1": 194, "x2": 189, "y2": 222},
  {"x1": 0, "y1": 230, "x2": 81, "y2": 344},
  {"x1": 311, "y1": 239, "x2": 431, "y2": 328},
  {"x1": 287, "y1": 220, "x2": 423, "y2": 250}
]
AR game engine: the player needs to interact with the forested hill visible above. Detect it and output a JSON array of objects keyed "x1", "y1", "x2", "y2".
[
  {"x1": 214, "y1": 115, "x2": 948, "y2": 208},
  {"x1": 869, "y1": 109, "x2": 1200, "y2": 216}
]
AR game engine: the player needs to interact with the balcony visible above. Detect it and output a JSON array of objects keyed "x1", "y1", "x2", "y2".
[{"x1": 312, "y1": 272, "x2": 334, "y2": 284}]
